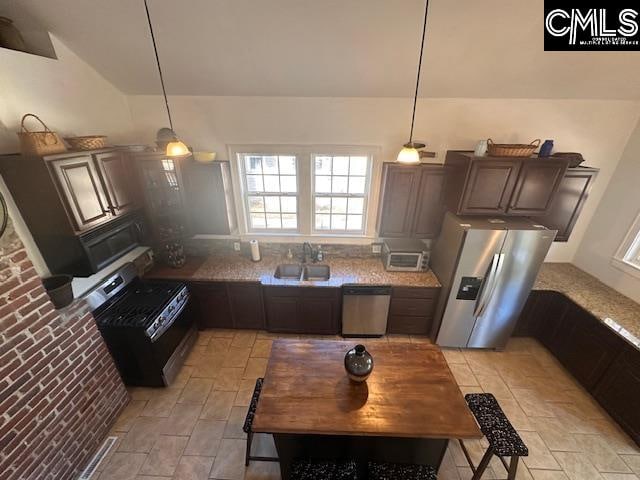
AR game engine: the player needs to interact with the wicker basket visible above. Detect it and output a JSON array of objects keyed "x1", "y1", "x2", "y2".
[
  {"x1": 486, "y1": 138, "x2": 540, "y2": 157},
  {"x1": 64, "y1": 135, "x2": 108, "y2": 151},
  {"x1": 17, "y1": 114, "x2": 67, "y2": 156}
]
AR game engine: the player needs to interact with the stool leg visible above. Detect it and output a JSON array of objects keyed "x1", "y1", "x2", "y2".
[
  {"x1": 245, "y1": 431, "x2": 253, "y2": 466},
  {"x1": 507, "y1": 456, "x2": 519, "y2": 480},
  {"x1": 471, "y1": 447, "x2": 494, "y2": 480}
]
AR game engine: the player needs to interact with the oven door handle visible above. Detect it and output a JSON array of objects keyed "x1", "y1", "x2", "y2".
[{"x1": 150, "y1": 295, "x2": 189, "y2": 343}]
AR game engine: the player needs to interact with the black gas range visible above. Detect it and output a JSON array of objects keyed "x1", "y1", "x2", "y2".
[{"x1": 89, "y1": 263, "x2": 196, "y2": 387}]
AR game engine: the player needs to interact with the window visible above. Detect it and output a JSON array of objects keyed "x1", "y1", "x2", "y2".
[
  {"x1": 313, "y1": 155, "x2": 369, "y2": 233},
  {"x1": 613, "y1": 211, "x2": 640, "y2": 276},
  {"x1": 233, "y1": 146, "x2": 376, "y2": 236},
  {"x1": 241, "y1": 154, "x2": 298, "y2": 231}
]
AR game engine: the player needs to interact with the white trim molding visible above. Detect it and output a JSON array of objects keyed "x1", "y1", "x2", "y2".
[{"x1": 612, "y1": 210, "x2": 640, "y2": 279}]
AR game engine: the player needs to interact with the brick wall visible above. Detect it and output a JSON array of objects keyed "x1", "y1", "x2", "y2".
[{"x1": 0, "y1": 215, "x2": 128, "y2": 479}]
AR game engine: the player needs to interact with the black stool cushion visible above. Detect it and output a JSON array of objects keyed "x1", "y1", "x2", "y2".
[
  {"x1": 242, "y1": 377, "x2": 263, "y2": 434},
  {"x1": 465, "y1": 393, "x2": 528, "y2": 457},
  {"x1": 368, "y1": 461, "x2": 437, "y2": 480},
  {"x1": 290, "y1": 459, "x2": 358, "y2": 480}
]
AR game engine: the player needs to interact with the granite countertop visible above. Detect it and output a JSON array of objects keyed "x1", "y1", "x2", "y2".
[
  {"x1": 535, "y1": 263, "x2": 640, "y2": 348},
  {"x1": 145, "y1": 254, "x2": 441, "y2": 288}
]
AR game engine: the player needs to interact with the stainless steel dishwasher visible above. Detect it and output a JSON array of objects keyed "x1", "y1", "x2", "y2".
[{"x1": 341, "y1": 285, "x2": 392, "y2": 337}]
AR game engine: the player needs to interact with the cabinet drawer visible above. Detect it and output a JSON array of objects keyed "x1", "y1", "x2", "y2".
[
  {"x1": 392, "y1": 287, "x2": 439, "y2": 299},
  {"x1": 387, "y1": 315, "x2": 432, "y2": 335},
  {"x1": 263, "y1": 286, "x2": 302, "y2": 298},
  {"x1": 189, "y1": 281, "x2": 227, "y2": 294},
  {"x1": 302, "y1": 287, "x2": 339, "y2": 299},
  {"x1": 389, "y1": 297, "x2": 436, "y2": 317}
]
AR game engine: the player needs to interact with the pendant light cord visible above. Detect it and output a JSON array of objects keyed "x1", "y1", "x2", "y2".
[
  {"x1": 408, "y1": 0, "x2": 430, "y2": 144},
  {"x1": 144, "y1": 0, "x2": 174, "y2": 131}
]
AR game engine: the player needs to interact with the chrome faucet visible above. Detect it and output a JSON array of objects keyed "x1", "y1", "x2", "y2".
[{"x1": 302, "y1": 242, "x2": 314, "y2": 263}]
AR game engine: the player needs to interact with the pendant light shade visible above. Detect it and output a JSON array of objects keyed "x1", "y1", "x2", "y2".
[
  {"x1": 396, "y1": 0, "x2": 430, "y2": 164},
  {"x1": 144, "y1": 0, "x2": 189, "y2": 157},
  {"x1": 397, "y1": 143, "x2": 422, "y2": 164}
]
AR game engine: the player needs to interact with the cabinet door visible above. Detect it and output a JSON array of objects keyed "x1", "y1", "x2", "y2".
[
  {"x1": 557, "y1": 303, "x2": 626, "y2": 391},
  {"x1": 507, "y1": 159, "x2": 568, "y2": 216},
  {"x1": 411, "y1": 166, "x2": 446, "y2": 238},
  {"x1": 458, "y1": 160, "x2": 521, "y2": 215},
  {"x1": 300, "y1": 288, "x2": 341, "y2": 334},
  {"x1": 265, "y1": 292, "x2": 301, "y2": 333},
  {"x1": 94, "y1": 151, "x2": 137, "y2": 215},
  {"x1": 594, "y1": 346, "x2": 640, "y2": 445},
  {"x1": 189, "y1": 282, "x2": 233, "y2": 329},
  {"x1": 228, "y1": 283, "x2": 265, "y2": 329},
  {"x1": 50, "y1": 155, "x2": 112, "y2": 231},
  {"x1": 535, "y1": 291, "x2": 570, "y2": 354},
  {"x1": 530, "y1": 169, "x2": 598, "y2": 242},
  {"x1": 378, "y1": 165, "x2": 420, "y2": 237}
]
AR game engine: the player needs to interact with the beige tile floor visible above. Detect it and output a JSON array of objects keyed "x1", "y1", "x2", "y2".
[{"x1": 93, "y1": 331, "x2": 640, "y2": 480}]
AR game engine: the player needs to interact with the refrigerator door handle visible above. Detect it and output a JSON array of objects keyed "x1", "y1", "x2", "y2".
[{"x1": 474, "y1": 253, "x2": 505, "y2": 318}]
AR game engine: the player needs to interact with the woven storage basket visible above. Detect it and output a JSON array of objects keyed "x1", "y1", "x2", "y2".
[
  {"x1": 64, "y1": 135, "x2": 107, "y2": 151},
  {"x1": 17, "y1": 114, "x2": 67, "y2": 156},
  {"x1": 486, "y1": 138, "x2": 540, "y2": 157}
]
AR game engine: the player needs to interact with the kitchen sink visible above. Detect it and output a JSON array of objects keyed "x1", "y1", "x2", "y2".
[
  {"x1": 273, "y1": 264, "x2": 304, "y2": 279},
  {"x1": 303, "y1": 265, "x2": 331, "y2": 281}
]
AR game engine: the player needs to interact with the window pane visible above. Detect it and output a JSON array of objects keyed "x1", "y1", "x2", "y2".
[
  {"x1": 246, "y1": 175, "x2": 263, "y2": 192},
  {"x1": 316, "y1": 175, "x2": 331, "y2": 193},
  {"x1": 316, "y1": 214, "x2": 331, "y2": 230},
  {"x1": 349, "y1": 176, "x2": 366, "y2": 194},
  {"x1": 347, "y1": 197, "x2": 364, "y2": 214},
  {"x1": 349, "y1": 156, "x2": 368, "y2": 175},
  {"x1": 250, "y1": 212, "x2": 266, "y2": 228},
  {"x1": 263, "y1": 175, "x2": 280, "y2": 192},
  {"x1": 332, "y1": 156, "x2": 349, "y2": 175},
  {"x1": 315, "y1": 156, "x2": 332, "y2": 175},
  {"x1": 248, "y1": 196, "x2": 265, "y2": 212},
  {"x1": 331, "y1": 214, "x2": 347, "y2": 230},
  {"x1": 245, "y1": 156, "x2": 262, "y2": 174},
  {"x1": 281, "y1": 196, "x2": 297, "y2": 213},
  {"x1": 315, "y1": 197, "x2": 331, "y2": 213},
  {"x1": 266, "y1": 213, "x2": 282, "y2": 229},
  {"x1": 332, "y1": 176, "x2": 348, "y2": 194},
  {"x1": 279, "y1": 156, "x2": 296, "y2": 175},
  {"x1": 347, "y1": 215, "x2": 363, "y2": 230},
  {"x1": 262, "y1": 156, "x2": 279, "y2": 174},
  {"x1": 332, "y1": 197, "x2": 347, "y2": 214},
  {"x1": 280, "y1": 175, "x2": 297, "y2": 193},
  {"x1": 282, "y1": 214, "x2": 297, "y2": 229},
  {"x1": 264, "y1": 196, "x2": 280, "y2": 212}
]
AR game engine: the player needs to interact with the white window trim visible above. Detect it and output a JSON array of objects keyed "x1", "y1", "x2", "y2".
[
  {"x1": 612, "y1": 210, "x2": 640, "y2": 279},
  {"x1": 227, "y1": 144, "x2": 382, "y2": 243}
]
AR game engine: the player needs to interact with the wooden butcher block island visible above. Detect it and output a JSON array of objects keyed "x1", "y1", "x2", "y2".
[{"x1": 252, "y1": 340, "x2": 481, "y2": 478}]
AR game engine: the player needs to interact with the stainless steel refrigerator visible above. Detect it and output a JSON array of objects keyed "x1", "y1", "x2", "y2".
[{"x1": 430, "y1": 213, "x2": 557, "y2": 349}]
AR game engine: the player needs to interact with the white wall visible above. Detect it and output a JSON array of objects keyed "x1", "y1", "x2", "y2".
[
  {"x1": 574, "y1": 118, "x2": 640, "y2": 303},
  {"x1": 127, "y1": 95, "x2": 640, "y2": 261},
  {"x1": 0, "y1": 35, "x2": 136, "y2": 275},
  {"x1": 0, "y1": 35, "x2": 135, "y2": 154}
]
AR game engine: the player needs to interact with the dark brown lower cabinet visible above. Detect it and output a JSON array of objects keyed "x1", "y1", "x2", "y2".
[
  {"x1": 387, "y1": 287, "x2": 439, "y2": 335},
  {"x1": 264, "y1": 287, "x2": 341, "y2": 334},
  {"x1": 188, "y1": 281, "x2": 264, "y2": 329},
  {"x1": 594, "y1": 345, "x2": 640, "y2": 445},
  {"x1": 515, "y1": 289, "x2": 638, "y2": 445}
]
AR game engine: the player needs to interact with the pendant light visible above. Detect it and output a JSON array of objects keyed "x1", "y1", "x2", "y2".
[
  {"x1": 397, "y1": 0, "x2": 431, "y2": 164},
  {"x1": 144, "y1": 0, "x2": 190, "y2": 157}
]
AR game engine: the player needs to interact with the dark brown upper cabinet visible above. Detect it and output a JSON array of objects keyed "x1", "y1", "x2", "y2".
[
  {"x1": 182, "y1": 160, "x2": 237, "y2": 235},
  {"x1": 529, "y1": 167, "x2": 598, "y2": 242},
  {"x1": 378, "y1": 163, "x2": 446, "y2": 239},
  {"x1": 444, "y1": 151, "x2": 569, "y2": 216},
  {"x1": 94, "y1": 151, "x2": 137, "y2": 216},
  {"x1": 50, "y1": 154, "x2": 113, "y2": 231}
]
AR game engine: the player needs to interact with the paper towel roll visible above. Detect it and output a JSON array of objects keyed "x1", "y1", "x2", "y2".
[{"x1": 250, "y1": 239, "x2": 261, "y2": 262}]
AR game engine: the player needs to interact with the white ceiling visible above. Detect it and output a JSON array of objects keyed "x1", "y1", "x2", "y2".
[{"x1": 18, "y1": 0, "x2": 640, "y2": 99}]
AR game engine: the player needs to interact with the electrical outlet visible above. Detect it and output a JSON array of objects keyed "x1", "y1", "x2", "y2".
[
  {"x1": 371, "y1": 243, "x2": 382, "y2": 254},
  {"x1": 233, "y1": 242, "x2": 241, "y2": 251}
]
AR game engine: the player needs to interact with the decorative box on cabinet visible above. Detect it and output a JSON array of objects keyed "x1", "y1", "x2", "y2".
[{"x1": 444, "y1": 151, "x2": 569, "y2": 216}]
